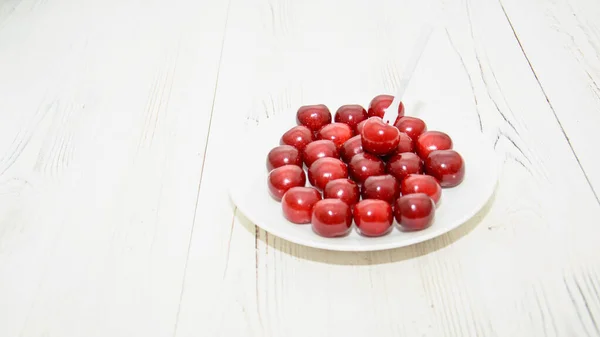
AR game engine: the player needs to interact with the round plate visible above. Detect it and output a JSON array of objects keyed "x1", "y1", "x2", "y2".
[{"x1": 229, "y1": 111, "x2": 498, "y2": 252}]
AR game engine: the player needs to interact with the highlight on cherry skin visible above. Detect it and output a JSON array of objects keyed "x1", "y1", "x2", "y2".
[
  {"x1": 334, "y1": 104, "x2": 368, "y2": 134},
  {"x1": 317, "y1": 122, "x2": 354, "y2": 150},
  {"x1": 394, "y1": 193, "x2": 436, "y2": 231},
  {"x1": 424, "y1": 149, "x2": 465, "y2": 188},
  {"x1": 281, "y1": 186, "x2": 322, "y2": 224},
  {"x1": 268, "y1": 165, "x2": 306, "y2": 201},
  {"x1": 267, "y1": 145, "x2": 303, "y2": 172},
  {"x1": 353, "y1": 199, "x2": 394, "y2": 237},
  {"x1": 311, "y1": 199, "x2": 353, "y2": 238},
  {"x1": 323, "y1": 178, "x2": 360, "y2": 206},
  {"x1": 416, "y1": 130, "x2": 453, "y2": 160},
  {"x1": 303, "y1": 140, "x2": 339, "y2": 168},
  {"x1": 296, "y1": 104, "x2": 332, "y2": 132},
  {"x1": 307, "y1": 157, "x2": 349, "y2": 190},
  {"x1": 401, "y1": 174, "x2": 442, "y2": 205},
  {"x1": 280, "y1": 125, "x2": 315, "y2": 151},
  {"x1": 360, "y1": 117, "x2": 400, "y2": 156}
]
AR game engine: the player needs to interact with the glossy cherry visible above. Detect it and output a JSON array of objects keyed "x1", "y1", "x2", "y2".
[
  {"x1": 361, "y1": 174, "x2": 400, "y2": 205},
  {"x1": 424, "y1": 150, "x2": 465, "y2": 187},
  {"x1": 296, "y1": 104, "x2": 332, "y2": 132},
  {"x1": 311, "y1": 199, "x2": 353, "y2": 238},
  {"x1": 339, "y1": 135, "x2": 363, "y2": 163},
  {"x1": 353, "y1": 199, "x2": 393, "y2": 237},
  {"x1": 334, "y1": 104, "x2": 368, "y2": 133},
  {"x1": 416, "y1": 131, "x2": 453, "y2": 159},
  {"x1": 386, "y1": 152, "x2": 423, "y2": 182},
  {"x1": 356, "y1": 120, "x2": 367, "y2": 135},
  {"x1": 281, "y1": 187, "x2": 322, "y2": 224},
  {"x1": 280, "y1": 125, "x2": 314, "y2": 151},
  {"x1": 323, "y1": 178, "x2": 360, "y2": 206},
  {"x1": 401, "y1": 174, "x2": 442, "y2": 205},
  {"x1": 317, "y1": 123, "x2": 353, "y2": 150},
  {"x1": 360, "y1": 117, "x2": 400, "y2": 156},
  {"x1": 303, "y1": 140, "x2": 339, "y2": 168},
  {"x1": 268, "y1": 165, "x2": 306, "y2": 201},
  {"x1": 367, "y1": 94, "x2": 405, "y2": 120},
  {"x1": 394, "y1": 116, "x2": 427, "y2": 144},
  {"x1": 348, "y1": 152, "x2": 386, "y2": 184},
  {"x1": 266, "y1": 145, "x2": 303, "y2": 172},
  {"x1": 307, "y1": 157, "x2": 348, "y2": 190},
  {"x1": 394, "y1": 193, "x2": 435, "y2": 231},
  {"x1": 387, "y1": 132, "x2": 414, "y2": 157}
]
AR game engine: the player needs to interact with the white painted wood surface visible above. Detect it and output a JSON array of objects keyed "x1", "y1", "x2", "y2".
[{"x1": 1, "y1": 0, "x2": 600, "y2": 336}]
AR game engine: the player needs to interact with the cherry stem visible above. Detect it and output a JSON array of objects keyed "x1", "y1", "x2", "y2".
[{"x1": 383, "y1": 24, "x2": 433, "y2": 124}]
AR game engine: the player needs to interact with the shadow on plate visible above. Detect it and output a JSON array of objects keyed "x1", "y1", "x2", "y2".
[{"x1": 235, "y1": 188, "x2": 497, "y2": 266}]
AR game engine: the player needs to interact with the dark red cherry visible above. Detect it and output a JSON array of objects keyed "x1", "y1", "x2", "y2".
[
  {"x1": 296, "y1": 104, "x2": 332, "y2": 132},
  {"x1": 281, "y1": 125, "x2": 314, "y2": 151},
  {"x1": 386, "y1": 152, "x2": 423, "y2": 182},
  {"x1": 416, "y1": 131, "x2": 453, "y2": 159},
  {"x1": 281, "y1": 187, "x2": 322, "y2": 224},
  {"x1": 387, "y1": 132, "x2": 414, "y2": 157},
  {"x1": 394, "y1": 116, "x2": 427, "y2": 144},
  {"x1": 317, "y1": 123, "x2": 353, "y2": 150},
  {"x1": 303, "y1": 140, "x2": 338, "y2": 168},
  {"x1": 424, "y1": 150, "x2": 465, "y2": 187},
  {"x1": 353, "y1": 199, "x2": 393, "y2": 237},
  {"x1": 268, "y1": 165, "x2": 306, "y2": 201},
  {"x1": 356, "y1": 120, "x2": 367, "y2": 135},
  {"x1": 311, "y1": 199, "x2": 352, "y2": 238},
  {"x1": 401, "y1": 174, "x2": 442, "y2": 204},
  {"x1": 308, "y1": 157, "x2": 348, "y2": 190},
  {"x1": 323, "y1": 178, "x2": 360, "y2": 206},
  {"x1": 339, "y1": 135, "x2": 364, "y2": 163},
  {"x1": 334, "y1": 105, "x2": 368, "y2": 134},
  {"x1": 348, "y1": 153, "x2": 386, "y2": 184},
  {"x1": 267, "y1": 145, "x2": 303, "y2": 172},
  {"x1": 360, "y1": 117, "x2": 400, "y2": 156},
  {"x1": 394, "y1": 193, "x2": 435, "y2": 231},
  {"x1": 361, "y1": 174, "x2": 400, "y2": 204},
  {"x1": 367, "y1": 94, "x2": 405, "y2": 121}
]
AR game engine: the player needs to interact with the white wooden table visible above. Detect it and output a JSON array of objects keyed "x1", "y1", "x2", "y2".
[{"x1": 1, "y1": 0, "x2": 600, "y2": 336}]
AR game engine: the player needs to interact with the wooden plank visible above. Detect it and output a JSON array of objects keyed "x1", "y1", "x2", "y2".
[
  {"x1": 176, "y1": 0, "x2": 600, "y2": 336},
  {"x1": 0, "y1": 0, "x2": 229, "y2": 336}
]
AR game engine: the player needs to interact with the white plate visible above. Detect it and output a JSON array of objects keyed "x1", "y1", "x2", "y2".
[{"x1": 229, "y1": 111, "x2": 498, "y2": 252}]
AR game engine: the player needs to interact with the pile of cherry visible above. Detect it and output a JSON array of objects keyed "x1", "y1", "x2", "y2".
[{"x1": 266, "y1": 94, "x2": 465, "y2": 238}]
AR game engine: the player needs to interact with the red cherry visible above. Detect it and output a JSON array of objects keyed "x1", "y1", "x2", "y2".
[
  {"x1": 394, "y1": 193, "x2": 435, "y2": 231},
  {"x1": 267, "y1": 145, "x2": 303, "y2": 172},
  {"x1": 303, "y1": 140, "x2": 339, "y2": 168},
  {"x1": 348, "y1": 153, "x2": 386, "y2": 184},
  {"x1": 339, "y1": 135, "x2": 364, "y2": 163},
  {"x1": 394, "y1": 116, "x2": 427, "y2": 143},
  {"x1": 416, "y1": 131, "x2": 453, "y2": 159},
  {"x1": 401, "y1": 174, "x2": 442, "y2": 204},
  {"x1": 367, "y1": 94, "x2": 405, "y2": 120},
  {"x1": 268, "y1": 165, "x2": 306, "y2": 201},
  {"x1": 387, "y1": 152, "x2": 423, "y2": 182},
  {"x1": 281, "y1": 125, "x2": 314, "y2": 151},
  {"x1": 356, "y1": 120, "x2": 367, "y2": 135},
  {"x1": 387, "y1": 132, "x2": 414, "y2": 157},
  {"x1": 353, "y1": 199, "x2": 393, "y2": 237},
  {"x1": 361, "y1": 174, "x2": 400, "y2": 204},
  {"x1": 334, "y1": 105, "x2": 368, "y2": 133},
  {"x1": 424, "y1": 150, "x2": 465, "y2": 187},
  {"x1": 296, "y1": 104, "x2": 332, "y2": 132},
  {"x1": 323, "y1": 178, "x2": 360, "y2": 206},
  {"x1": 281, "y1": 187, "x2": 322, "y2": 224},
  {"x1": 311, "y1": 199, "x2": 353, "y2": 238},
  {"x1": 317, "y1": 123, "x2": 353, "y2": 150},
  {"x1": 361, "y1": 117, "x2": 400, "y2": 156},
  {"x1": 308, "y1": 157, "x2": 348, "y2": 190}
]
